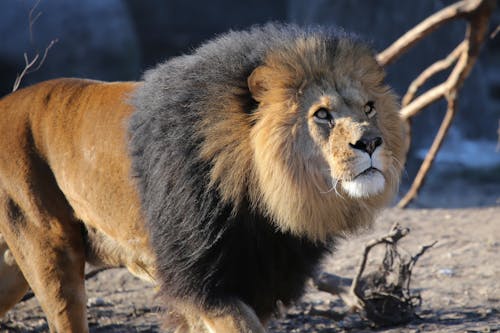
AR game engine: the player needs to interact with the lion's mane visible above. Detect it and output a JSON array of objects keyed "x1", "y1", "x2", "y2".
[{"x1": 128, "y1": 24, "x2": 400, "y2": 318}]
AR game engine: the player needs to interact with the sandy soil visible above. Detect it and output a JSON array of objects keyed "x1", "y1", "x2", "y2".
[{"x1": 1, "y1": 205, "x2": 499, "y2": 332}]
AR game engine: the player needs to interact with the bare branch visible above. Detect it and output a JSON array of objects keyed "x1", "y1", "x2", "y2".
[
  {"x1": 349, "y1": 223, "x2": 409, "y2": 305},
  {"x1": 398, "y1": 92, "x2": 459, "y2": 208},
  {"x1": 12, "y1": 0, "x2": 58, "y2": 92},
  {"x1": 400, "y1": 82, "x2": 448, "y2": 120},
  {"x1": 405, "y1": 241, "x2": 438, "y2": 291},
  {"x1": 409, "y1": 241, "x2": 438, "y2": 272},
  {"x1": 314, "y1": 224, "x2": 433, "y2": 326},
  {"x1": 384, "y1": 0, "x2": 497, "y2": 207},
  {"x1": 12, "y1": 52, "x2": 40, "y2": 92},
  {"x1": 376, "y1": 0, "x2": 488, "y2": 66},
  {"x1": 315, "y1": 224, "x2": 411, "y2": 312},
  {"x1": 29, "y1": 38, "x2": 58, "y2": 73},
  {"x1": 490, "y1": 24, "x2": 500, "y2": 39},
  {"x1": 28, "y1": 0, "x2": 42, "y2": 44},
  {"x1": 402, "y1": 42, "x2": 465, "y2": 107}
]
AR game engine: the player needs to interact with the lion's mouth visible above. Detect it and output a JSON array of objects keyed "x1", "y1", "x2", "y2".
[
  {"x1": 341, "y1": 167, "x2": 385, "y2": 198},
  {"x1": 354, "y1": 167, "x2": 382, "y2": 179}
]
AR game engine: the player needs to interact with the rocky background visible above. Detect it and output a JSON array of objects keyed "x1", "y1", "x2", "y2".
[{"x1": 0, "y1": 0, "x2": 498, "y2": 203}]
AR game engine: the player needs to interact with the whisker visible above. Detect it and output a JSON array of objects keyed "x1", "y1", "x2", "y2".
[
  {"x1": 333, "y1": 178, "x2": 345, "y2": 199},
  {"x1": 320, "y1": 177, "x2": 344, "y2": 199},
  {"x1": 392, "y1": 156, "x2": 409, "y2": 179}
]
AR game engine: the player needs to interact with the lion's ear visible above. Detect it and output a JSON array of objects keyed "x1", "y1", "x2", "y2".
[{"x1": 248, "y1": 66, "x2": 272, "y2": 102}]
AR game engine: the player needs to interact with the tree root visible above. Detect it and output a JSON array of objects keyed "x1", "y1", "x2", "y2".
[{"x1": 313, "y1": 223, "x2": 436, "y2": 327}]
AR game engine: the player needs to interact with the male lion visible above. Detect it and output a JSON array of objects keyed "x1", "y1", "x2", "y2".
[{"x1": 0, "y1": 24, "x2": 405, "y2": 332}]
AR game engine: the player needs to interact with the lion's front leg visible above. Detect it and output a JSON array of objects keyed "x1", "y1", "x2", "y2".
[
  {"x1": 201, "y1": 300, "x2": 266, "y2": 333},
  {"x1": 171, "y1": 299, "x2": 266, "y2": 333}
]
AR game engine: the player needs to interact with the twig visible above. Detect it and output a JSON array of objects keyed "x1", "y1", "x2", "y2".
[
  {"x1": 314, "y1": 224, "x2": 410, "y2": 311},
  {"x1": 491, "y1": 25, "x2": 500, "y2": 39},
  {"x1": 401, "y1": 42, "x2": 465, "y2": 107},
  {"x1": 349, "y1": 223, "x2": 409, "y2": 307},
  {"x1": 31, "y1": 39, "x2": 58, "y2": 73},
  {"x1": 313, "y1": 223, "x2": 434, "y2": 326},
  {"x1": 12, "y1": 0, "x2": 58, "y2": 92},
  {"x1": 12, "y1": 53, "x2": 39, "y2": 92},
  {"x1": 405, "y1": 241, "x2": 438, "y2": 292},
  {"x1": 12, "y1": 39, "x2": 58, "y2": 93},
  {"x1": 409, "y1": 241, "x2": 438, "y2": 271},
  {"x1": 28, "y1": 0, "x2": 42, "y2": 44}
]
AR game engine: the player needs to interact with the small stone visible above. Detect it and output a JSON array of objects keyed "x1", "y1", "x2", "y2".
[
  {"x1": 87, "y1": 297, "x2": 110, "y2": 307},
  {"x1": 438, "y1": 268, "x2": 455, "y2": 277}
]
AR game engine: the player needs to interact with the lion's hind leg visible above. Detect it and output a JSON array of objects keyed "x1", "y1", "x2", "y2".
[
  {"x1": 0, "y1": 232, "x2": 29, "y2": 317},
  {"x1": 0, "y1": 176, "x2": 88, "y2": 332}
]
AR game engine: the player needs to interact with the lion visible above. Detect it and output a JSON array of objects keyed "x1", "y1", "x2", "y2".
[{"x1": 0, "y1": 24, "x2": 405, "y2": 332}]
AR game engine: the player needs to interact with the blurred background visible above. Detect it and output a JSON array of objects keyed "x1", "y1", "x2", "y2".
[{"x1": 0, "y1": 0, "x2": 498, "y2": 208}]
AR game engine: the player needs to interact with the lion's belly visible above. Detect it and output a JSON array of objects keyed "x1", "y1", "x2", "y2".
[
  {"x1": 82, "y1": 223, "x2": 156, "y2": 283},
  {"x1": 54, "y1": 141, "x2": 157, "y2": 282}
]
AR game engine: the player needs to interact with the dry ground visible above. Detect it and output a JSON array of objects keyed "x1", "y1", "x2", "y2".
[{"x1": 1, "y1": 205, "x2": 498, "y2": 333}]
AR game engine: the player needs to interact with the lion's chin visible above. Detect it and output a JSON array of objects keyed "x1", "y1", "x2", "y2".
[{"x1": 341, "y1": 169, "x2": 385, "y2": 198}]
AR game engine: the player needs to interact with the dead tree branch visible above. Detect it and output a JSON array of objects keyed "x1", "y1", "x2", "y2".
[
  {"x1": 315, "y1": 224, "x2": 410, "y2": 311},
  {"x1": 12, "y1": 39, "x2": 57, "y2": 92},
  {"x1": 376, "y1": 0, "x2": 492, "y2": 67},
  {"x1": 313, "y1": 223, "x2": 435, "y2": 327},
  {"x1": 490, "y1": 24, "x2": 500, "y2": 39},
  {"x1": 12, "y1": 0, "x2": 58, "y2": 92},
  {"x1": 375, "y1": 0, "x2": 496, "y2": 208},
  {"x1": 398, "y1": 92, "x2": 459, "y2": 207},
  {"x1": 401, "y1": 42, "x2": 465, "y2": 107},
  {"x1": 28, "y1": 0, "x2": 43, "y2": 44},
  {"x1": 348, "y1": 223, "x2": 409, "y2": 308},
  {"x1": 405, "y1": 241, "x2": 438, "y2": 292}
]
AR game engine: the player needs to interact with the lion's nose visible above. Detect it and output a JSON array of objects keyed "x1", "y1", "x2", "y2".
[{"x1": 349, "y1": 136, "x2": 383, "y2": 155}]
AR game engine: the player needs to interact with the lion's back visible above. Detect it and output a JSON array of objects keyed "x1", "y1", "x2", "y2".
[{"x1": 0, "y1": 79, "x2": 150, "y2": 263}]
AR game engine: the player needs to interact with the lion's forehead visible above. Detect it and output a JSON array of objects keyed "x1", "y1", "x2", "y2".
[
  {"x1": 301, "y1": 80, "x2": 368, "y2": 112},
  {"x1": 336, "y1": 81, "x2": 367, "y2": 104}
]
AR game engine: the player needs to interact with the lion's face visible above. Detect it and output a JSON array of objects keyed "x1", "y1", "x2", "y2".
[
  {"x1": 301, "y1": 79, "x2": 396, "y2": 199},
  {"x1": 247, "y1": 37, "x2": 405, "y2": 241}
]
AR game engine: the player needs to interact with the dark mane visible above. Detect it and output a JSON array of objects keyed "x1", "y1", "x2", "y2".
[{"x1": 127, "y1": 23, "x2": 365, "y2": 317}]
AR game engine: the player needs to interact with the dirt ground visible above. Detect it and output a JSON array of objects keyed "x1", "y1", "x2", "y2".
[{"x1": 1, "y1": 178, "x2": 499, "y2": 332}]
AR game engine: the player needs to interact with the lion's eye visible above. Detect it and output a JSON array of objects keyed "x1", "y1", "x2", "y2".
[
  {"x1": 313, "y1": 108, "x2": 334, "y2": 128},
  {"x1": 364, "y1": 101, "x2": 376, "y2": 119},
  {"x1": 314, "y1": 108, "x2": 330, "y2": 120}
]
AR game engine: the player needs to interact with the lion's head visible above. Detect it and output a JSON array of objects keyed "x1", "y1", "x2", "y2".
[
  {"x1": 243, "y1": 36, "x2": 405, "y2": 241},
  {"x1": 137, "y1": 25, "x2": 405, "y2": 244}
]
